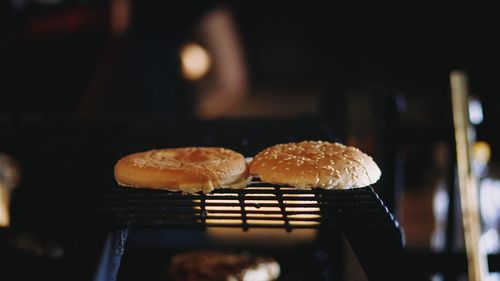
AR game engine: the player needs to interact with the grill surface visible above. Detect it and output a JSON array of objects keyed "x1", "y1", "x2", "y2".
[{"x1": 96, "y1": 179, "x2": 398, "y2": 232}]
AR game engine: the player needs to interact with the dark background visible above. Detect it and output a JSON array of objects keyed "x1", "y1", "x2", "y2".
[
  {"x1": 230, "y1": 4, "x2": 500, "y2": 160},
  {"x1": 232, "y1": 3, "x2": 500, "y2": 157},
  {"x1": 2, "y1": 3, "x2": 499, "y2": 151}
]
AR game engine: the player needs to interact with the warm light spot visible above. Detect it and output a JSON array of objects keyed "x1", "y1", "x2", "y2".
[
  {"x1": 288, "y1": 214, "x2": 321, "y2": 219},
  {"x1": 180, "y1": 42, "x2": 211, "y2": 80},
  {"x1": 289, "y1": 221, "x2": 320, "y2": 226},
  {"x1": 205, "y1": 219, "x2": 243, "y2": 224},
  {"x1": 192, "y1": 189, "x2": 322, "y2": 231},
  {"x1": 206, "y1": 204, "x2": 240, "y2": 212},
  {"x1": 206, "y1": 228, "x2": 318, "y2": 243},
  {"x1": 206, "y1": 213, "x2": 241, "y2": 218},
  {"x1": 246, "y1": 187, "x2": 275, "y2": 190},
  {"x1": 283, "y1": 193, "x2": 320, "y2": 214},
  {"x1": 247, "y1": 213, "x2": 282, "y2": 218},
  {"x1": 473, "y1": 141, "x2": 491, "y2": 164},
  {"x1": 0, "y1": 189, "x2": 11, "y2": 227},
  {"x1": 247, "y1": 219, "x2": 285, "y2": 225}
]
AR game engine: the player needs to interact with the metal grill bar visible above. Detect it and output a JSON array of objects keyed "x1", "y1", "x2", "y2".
[
  {"x1": 100, "y1": 194, "x2": 373, "y2": 201},
  {"x1": 96, "y1": 179, "x2": 397, "y2": 232},
  {"x1": 98, "y1": 208, "x2": 323, "y2": 215},
  {"x1": 237, "y1": 192, "x2": 249, "y2": 231},
  {"x1": 102, "y1": 222, "x2": 394, "y2": 230},
  {"x1": 274, "y1": 186, "x2": 292, "y2": 232},
  {"x1": 101, "y1": 215, "x2": 389, "y2": 224},
  {"x1": 100, "y1": 213, "x2": 388, "y2": 221},
  {"x1": 199, "y1": 193, "x2": 207, "y2": 231}
]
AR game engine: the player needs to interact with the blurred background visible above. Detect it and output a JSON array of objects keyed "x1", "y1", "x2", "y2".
[{"x1": 1, "y1": 1, "x2": 500, "y2": 280}]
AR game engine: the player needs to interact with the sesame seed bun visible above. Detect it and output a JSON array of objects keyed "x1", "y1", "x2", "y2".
[
  {"x1": 114, "y1": 147, "x2": 248, "y2": 194},
  {"x1": 167, "y1": 251, "x2": 280, "y2": 281},
  {"x1": 249, "y1": 141, "x2": 381, "y2": 189}
]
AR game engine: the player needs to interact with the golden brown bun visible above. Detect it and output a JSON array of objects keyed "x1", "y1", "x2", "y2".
[
  {"x1": 114, "y1": 147, "x2": 248, "y2": 194},
  {"x1": 167, "y1": 251, "x2": 280, "y2": 281},
  {"x1": 249, "y1": 141, "x2": 381, "y2": 189}
]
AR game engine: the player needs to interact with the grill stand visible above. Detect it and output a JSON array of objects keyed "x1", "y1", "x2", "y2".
[
  {"x1": 95, "y1": 183, "x2": 406, "y2": 281},
  {"x1": 94, "y1": 229, "x2": 129, "y2": 281}
]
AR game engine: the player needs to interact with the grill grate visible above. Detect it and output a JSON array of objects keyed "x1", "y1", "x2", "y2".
[{"x1": 96, "y1": 179, "x2": 397, "y2": 232}]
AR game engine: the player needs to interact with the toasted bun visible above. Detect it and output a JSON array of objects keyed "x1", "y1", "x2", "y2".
[
  {"x1": 114, "y1": 147, "x2": 248, "y2": 194},
  {"x1": 167, "y1": 251, "x2": 280, "y2": 281},
  {"x1": 249, "y1": 141, "x2": 381, "y2": 189}
]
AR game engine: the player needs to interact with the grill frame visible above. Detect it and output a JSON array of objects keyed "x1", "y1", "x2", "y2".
[
  {"x1": 96, "y1": 179, "x2": 398, "y2": 233},
  {"x1": 95, "y1": 179, "x2": 407, "y2": 281}
]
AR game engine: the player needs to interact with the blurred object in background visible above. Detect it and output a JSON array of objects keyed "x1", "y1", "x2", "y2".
[
  {"x1": 0, "y1": 152, "x2": 64, "y2": 259},
  {"x1": 1, "y1": 0, "x2": 109, "y2": 114},
  {"x1": 109, "y1": 0, "x2": 130, "y2": 37},
  {"x1": 431, "y1": 142, "x2": 451, "y2": 252},
  {"x1": 480, "y1": 177, "x2": 500, "y2": 281},
  {"x1": 89, "y1": 0, "x2": 248, "y2": 120},
  {"x1": 476, "y1": 139, "x2": 500, "y2": 281},
  {"x1": 105, "y1": 0, "x2": 247, "y2": 120},
  {"x1": 1, "y1": 0, "x2": 247, "y2": 120},
  {"x1": 191, "y1": 5, "x2": 248, "y2": 120},
  {"x1": 469, "y1": 96, "x2": 484, "y2": 126},
  {"x1": 473, "y1": 141, "x2": 490, "y2": 177},
  {"x1": 0, "y1": 152, "x2": 20, "y2": 227},
  {"x1": 0, "y1": 228, "x2": 64, "y2": 259}
]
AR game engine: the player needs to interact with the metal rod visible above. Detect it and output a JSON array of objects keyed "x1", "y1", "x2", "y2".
[{"x1": 450, "y1": 71, "x2": 488, "y2": 281}]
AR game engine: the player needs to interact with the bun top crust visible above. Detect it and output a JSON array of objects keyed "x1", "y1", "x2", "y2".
[
  {"x1": 114, "y1": 147, "x2": 248, "y2": 193},
  {"x1": 129, "y1": 148, "x2": 239, "y2": 170},
  {"x1": 167, "y1": 251, "x2": 280, "y2": 281},
  {"x1": 249, "y1": 141, "x2": 381, "y2": 189}
]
